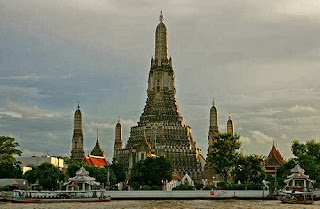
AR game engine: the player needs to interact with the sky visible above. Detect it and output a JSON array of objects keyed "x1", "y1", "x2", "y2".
[{"x1": 1, "y1": 0, "x2": 320, "y2": 160}]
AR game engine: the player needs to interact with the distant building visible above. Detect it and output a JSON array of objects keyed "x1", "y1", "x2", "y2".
[
  {"x1": 71, "y1": 103, "x2": 85, "y2": 162},
  {"x1": 17, "y1": 156, "x2": 64, "y2": 173},
  {"x1": 264, "y1": 142, "x2": 285, "y2": 176}
]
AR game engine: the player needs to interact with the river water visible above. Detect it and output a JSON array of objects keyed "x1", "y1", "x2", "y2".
[{"x1": 0, "y1": 200, "x2": 319, "y2": 209}]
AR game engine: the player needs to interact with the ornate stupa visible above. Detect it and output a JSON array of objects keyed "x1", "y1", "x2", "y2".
[
  {"x1": 112, "y1": 117, "x2": 123, "y2": 163},
  {"x1": 227, "y1": 113, "x2": 234, "y2": 135},
  {"x1": 71, "y1": 102, "x2": 85, "y2": 162},
  {"x1": 208, "y1": 99, "x2": 219, "y2": 153},
  {"x1": 117, "y1": 12, "x2": 203, "y2": 181},
  {"x1": 90, "y1": 129, "x2": 106, "y2": 157}
]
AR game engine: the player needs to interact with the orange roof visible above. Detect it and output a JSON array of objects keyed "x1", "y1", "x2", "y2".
[
  {"x1": 265, "y1": 145, "x2": 285, "y2": 166},
  {"x1": 83, "y1": 155, "x2": 109, "y2": 168}
]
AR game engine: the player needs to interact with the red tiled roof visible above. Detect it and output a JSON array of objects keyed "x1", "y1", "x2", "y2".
[
  {"x1": 83, "y1": 155, "x2": 108, "y2": 168},
  {"x1": 265, "y1": 145, "x2": 285, "y2": 166}
]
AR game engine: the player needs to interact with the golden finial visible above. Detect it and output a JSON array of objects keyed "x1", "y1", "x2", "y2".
[
  {"x1": 77, "y1": 101, "x2": 80, "y2": 109},
  {"x1": 97, "y1": 128, "x2": 99, "y2": 141},
  {"x1": 229, "y1": 112, "x2": 231, "y2": 120},
  {"x1": 212, "y1": 98, "x2": 215, "y2": 106},
  {"x1": 118, "y1": 116, "x2": 120, "y2": 123},
  {"x1": 159, "y1": 10, "x2": 163, "y2": 22}
]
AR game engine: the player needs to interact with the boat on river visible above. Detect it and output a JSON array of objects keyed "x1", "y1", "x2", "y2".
[
  {"x1": 278, "y1": 164, "x2": 315, "y2": 204},
  {"x1": 2, "y1": 190, "x2": 111, "y2": 203},
  {"x1": 279, "y1": 190, "x2": 313, "y2": 204}
]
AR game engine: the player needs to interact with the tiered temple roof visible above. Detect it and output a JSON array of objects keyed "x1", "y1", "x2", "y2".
[
  {"x1": 264, "y1": 143, "x2": 285, "y2": 176},
  {"x1": 83, "y1": 155, "x2": 108, "y2": 168}
]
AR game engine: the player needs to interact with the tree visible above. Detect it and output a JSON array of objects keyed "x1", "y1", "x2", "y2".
[
  {"x1": 291, "y1": 140, "x2": 320, "y2": 188},
  {"x1": 207, "y1": 133, "x2": 241, "y2": 181},
  {"x1": 24, "y1": 168, "x2": 38, "y2": 184},
  {"x1": 0, "y1": 136, "x2": 22, "y2": 164},
  {"x1": 275, "y1": 159, "x2": 296, "y2": 189},
  {"x1": 0, "y1": 162, "x2": 22, "y2": 178},
  {"x1": 111, "y1": 162, "x2": 126, "y2": 183},
  {"x1": 24, "y1": 163, "x2": 65, "y2": 190},
  {"x1": 131, "y1": 156, "x2": 173, "y2": 187},
  {"x1": 233, "y1": 154, "x2": 266, "y2": 188}
]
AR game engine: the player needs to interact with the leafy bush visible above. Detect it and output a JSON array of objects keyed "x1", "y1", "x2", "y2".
[
  {"x1": 246, "y1": 183, "x2": 264, "y2": 190},
  {"x1": 195, "y1": 183, "x2": 204, "y2": 190},
  {"x1": 217, "y1": 181, "x2": 232, "y2": 189},
  {"x1": 130, "y1": 182, "x2": 140, "y2": 190},
  {"x1": 229, "y1": 184, "x2": 245, "y2": 190},
  {"x1": 150, "y1": 185, "x2": 160, "y2": 190},
  {"x1": 172, "y1": 184, "x2": 194, "y2": 190},
  {"x1": 203, "y1": 185, "x2": 214, "y2": 190},
  {"x1": 35, "y1": 186, "x2": 43, "y2": 191},
  {"x1": 140, "y1": 185, "x2": 151, "y2": 190}
]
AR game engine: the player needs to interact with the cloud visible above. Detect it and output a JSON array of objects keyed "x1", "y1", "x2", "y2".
[
  {"x1": 47, "y1": 132, "x2": 58, "y2": 139},
  {"x1": 86, "y1": 122, "x2": 114, "y2": 133},
  {"x1": 86, "y1": 119, "x2": 136, "y2": 133},
  {"x1": 0, "y1": 101, "x2": 59, "y2": 118},
  {"x1": 0, "y1": 74, "x2": 39, "y2": 81},
  {"x1": 251, "y1": 131, "x2": 273, "y2": 144},
  {"x1": 20, "y1": 149, "x2": 45, "y2": 157},
  {"x1": 240, "y1": 136, "x2": 251, "y2": 144},
  {"x1": 289, "y1": 105, "x2": 316, "y2": 113}
]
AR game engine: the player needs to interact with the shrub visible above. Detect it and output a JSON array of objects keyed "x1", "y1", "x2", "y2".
[
  {"x1": 246, "y1": 183, "x2": 264, "y2": 190},
  {"x1": 150, "y1": 185, "x2": 160, "y2": 190},
  {"x1": 130, "y1": 182, "x2": 140, "y2": 190},
  {"x1": 172, "y1": 184, "x2": 194, "y2": 190},
  {"x1": 140, "y1": 185, "x2": 151, "y2": 190},
  {"x1": 195, "y1": 183, "x2": 204, "y2": 190},
  {"x1": 230, "y1": 184, "x2": 245, "y2": 190},
  {"x1": 35, "y1": 186, "x2": 43, "y2": 191},
  {"x1": 203, "y1": 185, "x2": 214, "y2": 190},
  {"x1": 217, "y1": 181, "x2": 232, "y2": 190}
]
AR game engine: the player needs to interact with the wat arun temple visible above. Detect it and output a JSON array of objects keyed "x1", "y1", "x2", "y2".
[
  {"x1": 71, "y1": 13, "x2": 236, "y2": 183},
  {"x1": 114, "y1": 12, "x2": 215, "y2": 182}
]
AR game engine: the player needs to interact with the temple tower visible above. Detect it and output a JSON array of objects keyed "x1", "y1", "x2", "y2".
[
  {"x1": 91, "y1": 129, "x2": 106, "y2": 157},
  {"x1": 227, "y1": 113, "x2": 234, "y2": 135},
  {"x1": 71, "y1": 103, "x2": 85, "y2": 162},
  {"x1": 113, "y1": 117, "x2": 123, "y2": 163},
  {"x1": 117, "y1": 12, "x2": 203, "y2": 181},
  {"x1": 208, "y1": 99, "x2": 219, "y2": 152}
]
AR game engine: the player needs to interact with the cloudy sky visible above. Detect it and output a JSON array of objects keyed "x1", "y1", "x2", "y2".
[{"x1": 1, "y1": 0, "x2": 320, "y2": 160}]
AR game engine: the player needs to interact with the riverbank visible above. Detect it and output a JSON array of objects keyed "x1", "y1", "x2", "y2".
[
  {"x1": 1, "y1": 199, "x2": 319, "y2": 209},
  {"x1": 2, "y1": 190, "x2": 320, "y2": 200},
  {"x1": 108, "y1": 190, "x2": 271, "y2": 200}
]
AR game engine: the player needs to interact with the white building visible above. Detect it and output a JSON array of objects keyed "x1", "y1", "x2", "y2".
[{"x1": 17, "y1": 156, "x2": 64, "y2": 174}]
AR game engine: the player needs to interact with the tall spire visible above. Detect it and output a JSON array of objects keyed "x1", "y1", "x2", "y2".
[
  {"x1": 155, "y1": 10, "x2": 169, "y2": 63},
  {"x1": 159, "y1": 10, "x2": 163, "y2": 22},
  {"x1": 209, "y1": 98, "x2": 218, "y2": 134},
  {"x1": 91, "y1": 128, "x2": 105, "y2": 157},
  {"x1": 97, "y1": 128, "x2": 99, "y2": 142},
  {"x1": 208, "y1": 99, "x2": 219, "y2": 153},
  {"x1": 113, "y1": 117, "x2": 123, "y2": 163},
  {"x1": 227, "y1": 113, "x2": 234, "y2": 135},
  {"x1": 71, "y1": 103, "x2": 85, "y2": 162}
]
